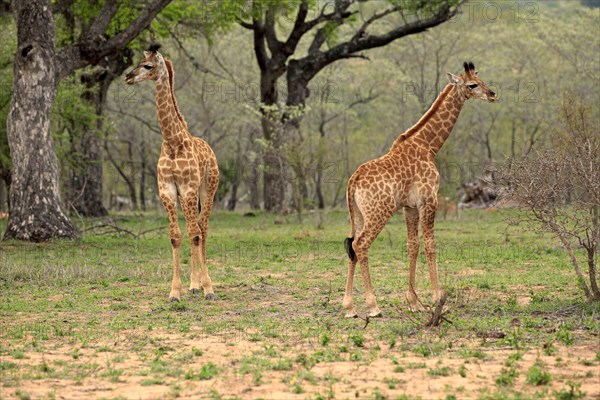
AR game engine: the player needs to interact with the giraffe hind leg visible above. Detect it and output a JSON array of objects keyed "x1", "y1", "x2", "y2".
[
  {"x1": 353, "y1": 207, "x2": 393, "y2": 318},
  {"x1": 343, "y1": 237, "x2": 359, "y2": 318}
]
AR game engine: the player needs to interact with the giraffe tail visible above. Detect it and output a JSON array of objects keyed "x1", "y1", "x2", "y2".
[{"x1": 344, "y1": 237, "x2": 356, "y2": 261}]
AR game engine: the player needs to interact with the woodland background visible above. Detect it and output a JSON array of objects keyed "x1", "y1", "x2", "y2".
[{"x1": 0, "y1": 0, "x2": 598, "y2": 220}]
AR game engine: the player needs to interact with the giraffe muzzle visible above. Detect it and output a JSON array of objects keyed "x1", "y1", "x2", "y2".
[{"x1": 124, "y1": 71, "x2": 136, "y2": 85}]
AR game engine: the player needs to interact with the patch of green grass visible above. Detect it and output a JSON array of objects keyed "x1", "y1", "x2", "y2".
[
  {"x1": 553, "y1": 381, "x2": 586, "y2": 400},
  {"x1": 496, "y1": 367, "x2": 518, "y2": 386},
  {"x1": 272, "y1": 358, "x2": 293, "y2": 371},
  {"x1": 556, "y1": 325, "x2": 574, "y2": 345},
  {"x1": 141, "y1": 377, "x2": 164, "y2": 386},
  {"x1": 428, "y1": 365, "x2": 451, "y2": 377},
  {"x1": 99, "y1": 366, "x2": 123, "y2": 383},
  {"x1": 0, "y1": 210, "x2": 597, "y2": 398},
  {"x1": 349, "y1": 332, "x2": 364, "y2": 347},
  {"x1": 186, "y1": 362, "x2": 219, "y2": 380},
  {"x1": 526, "y1": 364, "x2": 552, "y2": 386},
  {"x1": 191, "y1": 348, "x2": 203, "y2": 357}
]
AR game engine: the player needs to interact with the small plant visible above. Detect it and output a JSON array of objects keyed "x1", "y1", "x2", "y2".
[
  {"x1": 320, "y1": 333, "x2": 330, "y2": 346},
  {"x1": 413, "y1": 343, "x2": 432, "y2": 357},
  {"x1": 292, "y1": 383, "x2": 305, "y2": 394},
  {"x1": 496, "y1": 367, "x2": 518, "y2": 386},
  {"x1": 526, "y1": 364, "x2": 552, "y2": 386},
  {"x1": 458, "y1": 364, "x2": 467, "y2": 378},
  {"x1": 349, "y1": 332, "x2": 364, "y2": 347},
  {"x1": 556, "y1": 326, "x2": 574, "y2": 345},
  {"x1": 272, "y1": 358, "x2": 293, "y2": 371},
  {"x1": 428, "y1": 365, "x2": 452, "y2": 377},
  {"x1": 543, "y1": 341, "x2": 557, "y2": 356},
  {"x1": 553, "y1": 381, "x2": 586, "y2": 400},
  {"x1": 383, "y1": 377, "x2": 403, "y2": 389},
  {"x1": 15, "y1": 390, "x2": 31, "y2": 400},
  {"x1": 192, "y1": 348, "x2": 203, "y2": 357},
  {"x1": 372, "y1": 389, "x2": 386, "y2": 400},
  {"x1": 393, "y1": 365, "x2": 405, "y2": 373},
  {"x1": 186, "y1": 362, "x2": 220, "y2": 380},
  {"x1": 407, "y1": 362, "x2": 427, "y2": 369}
]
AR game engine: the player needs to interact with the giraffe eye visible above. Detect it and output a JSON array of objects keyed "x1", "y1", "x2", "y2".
[
  {"x1": 143, "y1": 65, "x2": 153, "y2": 70},
  {"x1": 467, "y1": 83, "x2": 478, "y2": 89}
]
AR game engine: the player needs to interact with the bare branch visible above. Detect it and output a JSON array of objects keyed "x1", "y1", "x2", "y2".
[{"x1": 56, "y1": 0, "x2": 173, "y2": 80}]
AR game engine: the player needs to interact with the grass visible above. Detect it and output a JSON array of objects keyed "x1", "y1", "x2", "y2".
[{"x1": 0, "y1": 209, "x2": 599, "y2": 399}]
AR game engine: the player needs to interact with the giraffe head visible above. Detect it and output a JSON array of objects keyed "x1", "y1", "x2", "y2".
[
  {"x1": 124, "y1": 44, "x2": 166, "y2": 85},
  {"x1": 447, "y1": 62, "x2": 496, "y2": 102}
]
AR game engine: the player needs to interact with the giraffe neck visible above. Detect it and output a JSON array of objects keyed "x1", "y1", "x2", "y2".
[
  {"x1": 390, "y1": 83, "x2": 466, "y2": 157},
  {"x1": 155, "y1": 65, "x2": 188, "y2": 149}
]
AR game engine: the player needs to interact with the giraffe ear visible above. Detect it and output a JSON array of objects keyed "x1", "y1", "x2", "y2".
[{"x1": 447, "y1": 72, "x2": 461, "y2": 85}]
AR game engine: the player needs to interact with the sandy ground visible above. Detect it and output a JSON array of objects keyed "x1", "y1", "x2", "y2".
[{"x1": 1, "y1": 325, "x2": 598, "y2": 400}]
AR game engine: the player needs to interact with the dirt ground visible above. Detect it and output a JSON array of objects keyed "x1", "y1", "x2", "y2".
[{"x1": 1, "y1": 324, "x2": 598, "y2": 400}]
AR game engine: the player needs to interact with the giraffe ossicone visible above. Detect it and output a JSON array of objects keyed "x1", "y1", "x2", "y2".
[
  {"x1": 125, "y1": 44, "x2": 220, "y2": 302},
  {"x1": 343, "y1": 62, "x2": 496, "y2": 318}
]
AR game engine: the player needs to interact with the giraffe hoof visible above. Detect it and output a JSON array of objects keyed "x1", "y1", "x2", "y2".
[
  {"x1": 169, "y1": 297, "x2": 180, "y2": 303},
  {"x1": 369, "y1": 311, "x2": 383, "y2": 318},
  {"x1": 344, "y1": 312, "x2": 359, "y2": 318},
  {"x1": 189, "y1": 288, "x2": 200, "y2": 295},
  {"x1": 204, "y1": 293, "x2": 216, "y2": 301}
]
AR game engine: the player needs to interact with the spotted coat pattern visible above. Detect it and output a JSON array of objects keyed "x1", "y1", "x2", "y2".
[
  {"x1": 343, "y1": 63, "x2": 497, "y2": 317},
  {"x1": 125, "y1": 49, "x2": 219, "y2": 302}
]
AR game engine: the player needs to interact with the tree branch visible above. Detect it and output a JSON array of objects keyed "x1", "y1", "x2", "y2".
[
  {"x1": 264, "y1": 4, "x2": 283, "y2": 56},
  {"x1": 309, "y1": 1, "x2": 461, "y2": 75},
  {"x1": 82, "y1": 0, "x2": 119, "y2": 40},
  {"x1": 56, "y1": 0, "x2": 173, "y2": 80}
]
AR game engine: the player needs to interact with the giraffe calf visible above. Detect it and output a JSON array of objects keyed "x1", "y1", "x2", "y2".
[
  {"x1": 125, "y1": 44, "x2": 219, "y2": 302},
  {"x1": 343, "y1": 62, "x2": 496, "y2": 318}
]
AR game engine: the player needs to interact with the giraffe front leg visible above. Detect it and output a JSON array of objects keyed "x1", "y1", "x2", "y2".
[
  {"x1": 420, "y1": 203, "x2": 444, "y2": 305},
  {"x1": 180, "y1": 192, "x2": 202, "y2": 296},
  {"x1": 159, "y1": 182, "x2": 183, "y2": 302},
  {"x1": 169, "y1": 235, "x2": 182, "y2": 302}
]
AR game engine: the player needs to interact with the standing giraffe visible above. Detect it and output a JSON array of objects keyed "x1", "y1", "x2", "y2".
[
  {"x1": 343, "y1": 62, "x2": 496, "y2": 317},
  {"x1": 125, "y1": 44, "x2": 219, "y2": 302}
]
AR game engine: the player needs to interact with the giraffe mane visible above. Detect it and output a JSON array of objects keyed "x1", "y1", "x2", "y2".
[
  {"x1": 164, "y1": 58, "x2": 188, "y2": 130},
  {"x1": 393, "y1": 83, "x2": 454, "y2": 145}
]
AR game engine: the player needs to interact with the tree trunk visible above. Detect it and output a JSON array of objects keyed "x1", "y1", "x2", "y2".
[
  {"x1": 0, "y1": 177, "x2": 5, "y2": 212},
  {"x1": 139, "y1": 131, "x2": 147, "y2": 211},
  {"x1": 67, "y1": 125, "x2": 106, "y2": 217},
  {"x1": 260, "y1": 69, "x2": 286, "y2": 212},
  {"x1": 69, "y1": 48, "x2": 133, "y2": 216},
  {"x1": 5, "y1": 0, "x2": 79, "y2": 241}
]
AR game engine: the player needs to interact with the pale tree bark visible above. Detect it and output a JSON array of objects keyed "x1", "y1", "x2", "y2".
[
  {"x1": 5, "y1": 0, "x2": 78, "y2": 240},
  {"x1": 4, "y1": 0, "x2": 171, "y2": 241}
]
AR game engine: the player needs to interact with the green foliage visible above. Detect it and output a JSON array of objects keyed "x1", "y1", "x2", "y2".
[
  {"x1": 526, "y1": 364, "x2": 552, "y2": 386},
  {"x1": 185, "y1": 362, "x2": 220, "y2": 380},
  {"x1": 553, "y1": 381, "x2": 586, "y2": 400},
  {"x1": 496, "y1": 367, "x2": 518, "y2": 386}
]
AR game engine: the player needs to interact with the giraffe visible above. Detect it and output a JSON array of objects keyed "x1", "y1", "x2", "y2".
[
  {"x1": 343, "y1": 62, "x2": 496, "y2": 318},
  {"x1": 125, "y1": 44, "x2": 219, "y2": 302}
]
